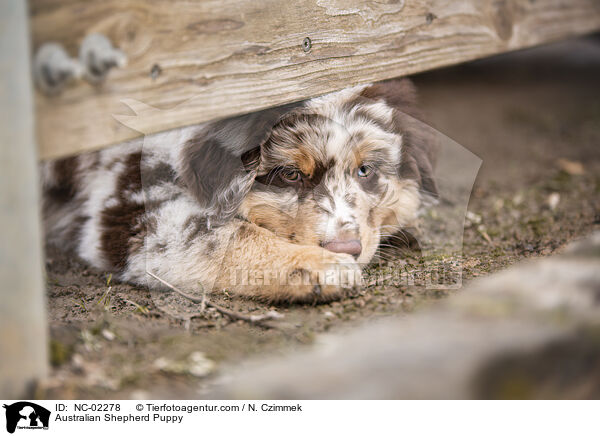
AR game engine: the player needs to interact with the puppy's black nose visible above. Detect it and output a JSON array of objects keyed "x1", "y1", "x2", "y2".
[{"x1": 323, "y1": 239, "x2": 362, "y2": 257}]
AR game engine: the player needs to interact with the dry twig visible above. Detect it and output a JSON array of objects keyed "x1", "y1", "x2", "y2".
[{"x1": 146, "y1": 271, "x2": 283, "y2": 327}]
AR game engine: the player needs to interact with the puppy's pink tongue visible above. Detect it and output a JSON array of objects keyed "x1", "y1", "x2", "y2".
[{"x1": 323, "y1": 239, "x2": 362, "y2": 256}]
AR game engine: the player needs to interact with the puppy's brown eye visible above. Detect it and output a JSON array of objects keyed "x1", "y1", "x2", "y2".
[
  {"x1": 280, "y1": 168, "x2": 301, "y2": 183},
  {"x1": 357, "y1": 164, "x2": 373, "y2": 178}
]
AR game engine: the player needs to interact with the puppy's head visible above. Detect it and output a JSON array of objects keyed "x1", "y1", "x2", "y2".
[{"x1": 182, "y1": 79, "x2": 437, "y2": 264}]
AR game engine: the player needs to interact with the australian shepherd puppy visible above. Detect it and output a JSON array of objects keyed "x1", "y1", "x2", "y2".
[{"x1": 42, "y1": 78, "x2": 437, "y2": 303}]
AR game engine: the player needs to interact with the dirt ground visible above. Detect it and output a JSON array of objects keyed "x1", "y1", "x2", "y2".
[{"x1": 41, "y1": 37, "x2": 600, "y2": 399}]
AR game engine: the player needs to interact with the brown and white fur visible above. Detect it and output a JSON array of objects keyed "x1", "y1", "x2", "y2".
[{"x1": 42, "y1": 79, "x2": 437, "y2": 303}]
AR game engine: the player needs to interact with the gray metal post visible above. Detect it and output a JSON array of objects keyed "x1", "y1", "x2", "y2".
[{"x1": 0, "y1": 0, "x2": 48, "y2": 398}]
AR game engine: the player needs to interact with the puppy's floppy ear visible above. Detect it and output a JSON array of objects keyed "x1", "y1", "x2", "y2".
[
  {"x1": 360, "y1": 78, "x2": 421, "y2": 120},
  {"x1": 180, "y1": 102, "x2": 301, "y2": 223},
  {"x1": 360, "y1": 78, "x2": 438, "y2": 200},
  {"x1": 397, "y1": 115, "x2": 439, "y2": 200}
]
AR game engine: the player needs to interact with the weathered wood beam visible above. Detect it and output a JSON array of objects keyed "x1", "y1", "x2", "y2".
[
  {"x1": 0, "y1": 0, "x2": 48, "y2": 398},
  {"x1": 31, "y1": 0, "x2": 600, "y2": 159}
]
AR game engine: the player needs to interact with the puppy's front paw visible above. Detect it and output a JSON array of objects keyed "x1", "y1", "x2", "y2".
[{"x1": 277, "y1": 247, "x2": 363, "y2": 302}]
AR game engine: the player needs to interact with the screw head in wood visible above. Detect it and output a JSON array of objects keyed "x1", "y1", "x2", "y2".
[
  {"x1": 150, "y1": 64, "x2": 162, "y2": 80},
  {"x1": 426, "y1": 13, "x2": 437, "y2": 24},
  {"x1": 302, "y1": 37, "x2": 312, "y2": 52}
]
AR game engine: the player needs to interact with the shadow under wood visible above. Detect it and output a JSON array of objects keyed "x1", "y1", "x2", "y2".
[{"x1": 474, "y1": 330, "x2": 600, "y2": 399}]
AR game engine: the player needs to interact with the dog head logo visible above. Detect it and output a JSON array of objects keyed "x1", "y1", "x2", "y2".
[{"x1": 2, "y1": 402, "x2": 50, "y2": 434}]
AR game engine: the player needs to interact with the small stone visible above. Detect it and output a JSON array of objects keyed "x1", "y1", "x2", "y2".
[
  {"x1": 465, "y1": 211, "x2": 482, "y2": 227},
  {"x1": 153, "y1": 357, "x2": 170, "y2": 371},
  {"x1": 188, "y1": 352, "x2": 216, "y2": 378},
  {"x1": 154, "y1": 352, "x2": 216, "y2": 378},
  {"x1": 512, "y1": 193, "x2": 524, "y2": 206},
  {"x1": 101, "y1": 329, "x2": 115, "y2": 341},
  {"x1": 130, "y1": 390, "x2": 150, "y2": 400},
  {"x1": 547, "y1": 192, "x2": 560, "y2": 211},
  {"x1": 72, "y1": 354, "x2": 84, "y2": 370}
]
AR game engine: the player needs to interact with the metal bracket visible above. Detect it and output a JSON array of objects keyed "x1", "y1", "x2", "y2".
[
  {"x1": 79, "y1": 33, "x2": 127, "y2": 84},
  {"x1": 33, "y1": 42, "x2": 83, "y2": 95}
]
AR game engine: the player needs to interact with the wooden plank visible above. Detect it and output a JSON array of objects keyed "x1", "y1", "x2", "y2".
[
  {"x1": 31, "y1": 0, "x2": 600, "y2": 160},
  {"x1": 0, "y1": 0, "x2": 48, "y2": 398}
]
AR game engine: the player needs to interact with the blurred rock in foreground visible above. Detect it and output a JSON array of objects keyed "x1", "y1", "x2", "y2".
[{"x1": 209, "y1": 232, "x2": 600, "y2": 399}]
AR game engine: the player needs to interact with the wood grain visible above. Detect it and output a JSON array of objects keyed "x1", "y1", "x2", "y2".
[
  {"x1": 30, "y1": 0, "x2": 600, "y2": 159},
  {"x1": 1, "y1": 0, "x2": 47, "y2": 398}
]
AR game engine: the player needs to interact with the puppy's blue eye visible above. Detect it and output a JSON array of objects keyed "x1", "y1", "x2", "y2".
[{"x1": 357, "y1": 164, "x2": 372, "y2": 178}]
